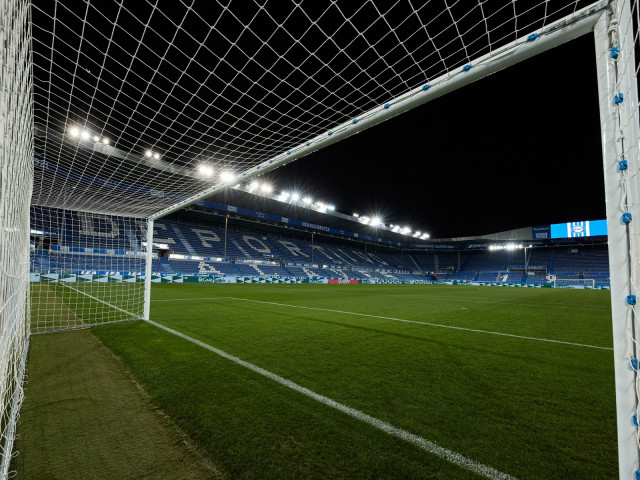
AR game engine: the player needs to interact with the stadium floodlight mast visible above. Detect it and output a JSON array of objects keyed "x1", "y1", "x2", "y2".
[{"x1": 3, "y1": 0, "x2": 640, "y2": 478}]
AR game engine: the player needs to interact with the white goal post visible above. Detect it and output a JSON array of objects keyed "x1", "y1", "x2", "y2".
[
  {"x1": 1, "y1": 0, "x2": 640, "y2": 479},
  {"x1": 553, "y1": 278, "x2": 596, "y2": 288}
]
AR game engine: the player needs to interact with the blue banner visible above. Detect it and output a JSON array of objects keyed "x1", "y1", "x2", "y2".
[{"x1": 550, "y1": 219, "x2": 607, "y2": 239}]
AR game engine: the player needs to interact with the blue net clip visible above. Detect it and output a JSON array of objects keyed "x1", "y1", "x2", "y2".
[
  {"x1": 305, "y1": 142, "x2": 310, "y2": 146},
  {"x1": 527, "y1": 33, "x2": 538, "y2": 42},
  {"x1": 610, "y1": 46, "x2": 620, "y2": 59},
  {"x1": 635, "y1": 469, "x2": 640, "y2": 480},
  {"x1": 383, "y1": 103, "x2": 391, "y2": 109},
  {"x1": 627, "y1": 295, "x2": 637, "y2": 305},
  {"x1": 327, "y1": 130, "x2": 333, "y2": 136},
  {"x1": 631, "y1": 358, "x2": 640, "y2": 370},
  {"x1": 619, "y1": 159, "x2": 628, "y2": 170},
  {"x1": 287, "y1": 151, "x2": 291, "y2": 155},
  {"x1": 633, "y1": 414, "x2": 639, "y2": 426},
  {"x1": 623, "y1": 212, "x2": 633, "y2": 224},
  {"x1": 352, "y1": 119, "x2": 358, "y2": 124},
  {"x1": 614, "y1": 93, "x2": 624, "y2": 105},
  {"x1": 462, "y1": 64, "x2": 472, "y2": 72},
  {"x1": 422, "y1": 84, "x2": 430, "y2": 91}
]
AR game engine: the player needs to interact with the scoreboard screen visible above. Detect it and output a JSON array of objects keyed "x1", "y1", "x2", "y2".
[{"x1": 549, "y1": 219, "x2": 607, "y2": 239}]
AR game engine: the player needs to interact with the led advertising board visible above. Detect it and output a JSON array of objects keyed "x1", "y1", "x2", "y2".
[{"x1": 549, "y1": 220, "x2": 607, "y2": 239}]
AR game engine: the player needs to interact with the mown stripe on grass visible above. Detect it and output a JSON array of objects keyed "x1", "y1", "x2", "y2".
[
  {"x1": 145, "y1": 318, "x2": 517, "y2": 480},
  {"x1": 153, "y1": 297, "x2": 612, "y2": 351}
]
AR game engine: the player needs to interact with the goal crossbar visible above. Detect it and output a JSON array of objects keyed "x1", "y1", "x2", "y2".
[{"x1": 150, "y1": 2, "x2": 607, "y2": 221}]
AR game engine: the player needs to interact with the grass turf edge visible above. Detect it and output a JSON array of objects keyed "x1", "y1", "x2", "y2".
[{"x1": 11, "y1": 327, "x2": 224, "y2": 480}]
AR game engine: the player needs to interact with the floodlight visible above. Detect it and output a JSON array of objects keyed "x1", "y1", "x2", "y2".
[
  {"x1": 370, "y1": 217, "x2": 382, "y2": 227},
  {"x1": 261, "y1": 183, "x2": 272, "y2": 193},
  {"x1": 327, "y1": 205, "x2": 335, "y2": 211},
  {"x1": 302, "y1": 196, "x2": 312, "y2": 205},
  {"x1": 145, "y1": 150, "x2": 152, "y2": 158},
  {"x1": 153, "y1": 153, "x2": 160, "y2": 160},
  {"x1": 80, "y1": 130, "x2": 90, "y2": 140},
  {"x1": 392, "y1": 226, "x2": 400, "y2": 232},
  {"x1": 220, "y1": 171, "x2": 235, "y2": 183},
  {"x1": 93, "y1": 135, "x2": 100, "y2": 142},
  {"x1": 198, "y1": 164, "x2": 213, "y2": 176},
  {"x1": 290, "y1": 193, "x2": 300, "y2": 202},
  {"x1": 401, "y1": 226, "x2": 411, "y2": 234},
  {"x1": 248, "y1": 181, "x2": 258, "y2": 192},
  {"x1": 353, "y1": 213, "x2": 359, "y2": 218},
  {"x1": 69, "y1": 127, "x2": 79, "y2": 137},
  {"x1": 102, "y1": 138, "x2": 109, "y2": 145}
]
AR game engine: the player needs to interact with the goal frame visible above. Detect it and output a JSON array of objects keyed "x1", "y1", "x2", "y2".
[
  {"x1": 5, "y1": 0, "x2": 639, "y2": 478},
  {"x1": 139, "y1": 3, "x2": 639, "y2": 478},
  {"x1": 140, "y1": 4, "x2": 640, "y2": 477}
]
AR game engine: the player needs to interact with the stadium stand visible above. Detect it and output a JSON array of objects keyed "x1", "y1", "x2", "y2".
[{"x1": 30, "y1": 207, "x2": 610, "y2": 285}]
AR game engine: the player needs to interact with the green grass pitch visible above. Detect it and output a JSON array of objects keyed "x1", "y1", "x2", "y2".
[{"x1": 16, "y1": 283, "x2": 617, "y2": 479}]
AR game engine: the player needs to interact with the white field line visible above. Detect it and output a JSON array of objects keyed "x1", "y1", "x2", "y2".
[
  {"x1": 152, "y1": 297, "x2": 612, "y2": 351},
  {"x1": 62, "y1": 283, "x2": 140, "y2": 318},
  {"x1": 144, "y1": 318, "x2": 517, "y2": 480},
  {"x1": 379, "y1": 294, "x2": 611, "y2": 312}
]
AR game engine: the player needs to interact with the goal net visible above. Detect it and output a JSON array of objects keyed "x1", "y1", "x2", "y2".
[
  {"x1": 553, "y1": 278, "x2": 596, "y2": 289},
  {"x1": 2, "y1": 0, "x2": 640, "y2": 477},
  {"x1": 29, "y1": 206, "x2": 148, "y2": 333}
]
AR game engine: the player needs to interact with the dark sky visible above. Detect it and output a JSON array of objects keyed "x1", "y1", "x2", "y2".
[{"x1": 261, "y1": 33, "x2": 605, "y2": 239}]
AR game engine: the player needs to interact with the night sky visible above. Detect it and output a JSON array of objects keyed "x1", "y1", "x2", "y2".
[{"x1": 261, "y1": 33, "x2": 605, "y2": 239}]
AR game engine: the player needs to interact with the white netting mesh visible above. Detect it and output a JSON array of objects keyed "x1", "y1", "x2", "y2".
[
  {"x1": 0, "y1": 0, "x2": 32, "y2": 476},
  {"x1": 30, "y1": 0, "x2": 595, "y2": 218},
  {"x1": 29, "y1": 206, "x2": 147, "y2": 333}
]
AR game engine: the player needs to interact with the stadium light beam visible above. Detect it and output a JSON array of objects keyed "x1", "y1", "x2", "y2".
[
  {"x1": 220, "y1": 171, "x2": 235, "y2": 183},
  {"x1": 198, "y1": 165, "x2": 213, "y2": 177}
]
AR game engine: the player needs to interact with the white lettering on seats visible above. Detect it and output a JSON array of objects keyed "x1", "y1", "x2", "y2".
[
  {"x1": 243, "y1": 235, "x2": 270, "y2": 253},
  {"x1": 278, "y1": 240, "x2": 309, "y2": 257},
  {"x1": 192, "y1": 228, "x2": 220, "y2": 247}
]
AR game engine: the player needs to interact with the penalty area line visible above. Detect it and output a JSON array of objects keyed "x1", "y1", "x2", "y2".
[
  {"x1": 61, "y1": 283, "x2": 139, "y2": 318},
  {"x1": 144, "y1": 318, "x2": 517, "y2": 480},
  {"x1": 224, "y1": 297, "x2": 612, "y2": 351}
]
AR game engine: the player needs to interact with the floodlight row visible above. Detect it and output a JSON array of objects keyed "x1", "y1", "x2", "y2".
[
  {"x1": 237, "y1": 181, "x2": 336, "y2": 214},
  {"x1": 67, "y1": 126, "x2": 241, "y2": 182},
  {"x1": 488, "y1": 243, "x2": 525, "y2": 251},
  {"x1": 68, "y1": 126, "x2": 109, "y2": 145},
  {"x1": 65, "y1": 126, "x2": 428, "y2": 239},
  {"x1": 355, "y1": 213, "x2": 430, "y2": 240}
]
